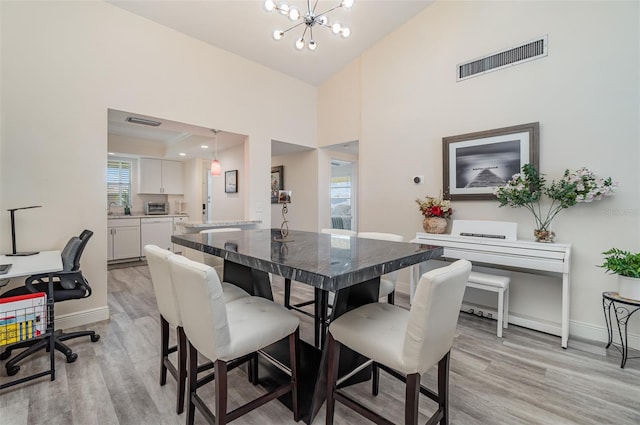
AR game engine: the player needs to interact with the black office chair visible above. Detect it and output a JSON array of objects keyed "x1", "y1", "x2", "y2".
[{"x1": 0, "y1": 230, "x2": 100, "y2": 376}]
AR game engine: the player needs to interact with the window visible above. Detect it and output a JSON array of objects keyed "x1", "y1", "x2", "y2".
[
  {"x1": 107, "y1": 159, "x2": 132, "y2": 206},
  {"x1": 330, "y1": 160, "x2": 354, "y2": 230}
]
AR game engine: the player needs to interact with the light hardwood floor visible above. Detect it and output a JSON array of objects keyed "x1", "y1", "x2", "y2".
[{"x1": 1, "y1": 263, "x2": 639, "y2": 425}]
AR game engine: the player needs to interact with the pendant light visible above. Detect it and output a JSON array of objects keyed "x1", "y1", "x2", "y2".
[{"x1": 211, "y1": 129, "x2": 221, "y2": 176}]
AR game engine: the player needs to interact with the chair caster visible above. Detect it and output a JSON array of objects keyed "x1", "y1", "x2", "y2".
[
  {"x1": 6, "y1": 364, "x2": 20, "y2": 376},
  {"x1": 91, "y1": 334, "x2": 100, "y2": 342},
  {"x1": 66, "y1": 353, "x2": 78, "y2": 363},
  {"x1": 0, "y1": 351, "x2": 11, "y2": 361}
]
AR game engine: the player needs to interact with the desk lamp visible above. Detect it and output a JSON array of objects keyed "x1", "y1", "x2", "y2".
[
  {"x1": 6, "y1": 205, "x2": 42, "y2": 256},
  {"x1": 274, "y1": 190, "x2": 292, "y2": 242}
]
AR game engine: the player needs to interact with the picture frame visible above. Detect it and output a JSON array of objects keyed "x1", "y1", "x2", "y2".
[
  {"x1": 442, "y1": 122, "x2": 539, "y2": 201},
  {"x1": 225, "y1": 170, "x2": 238, "y2": 193},
  {"x1": 278, "y1": 190, "x2": 292, "y2": 204},
  {"x1": 271, "y1": 166, "x2": 284, "y2": 204}
]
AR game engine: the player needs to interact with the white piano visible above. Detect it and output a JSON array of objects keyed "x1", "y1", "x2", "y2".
[{"x1": 412, "y1": 220, "x2": 572, "y2": 348}]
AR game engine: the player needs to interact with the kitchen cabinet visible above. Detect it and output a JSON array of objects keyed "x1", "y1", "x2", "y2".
[
  {"x1": 139, "y1": 158, "x2": 184, "y2": 194},
  {"x1": 141, "y1": 217, "x2": 174, "y2": 252},
  {"x1": 108, "y1": 218, "x2": 141, "y2": 261},
  {"x1": 172, "y1": 216, "x2": 188, "y2": 253}
]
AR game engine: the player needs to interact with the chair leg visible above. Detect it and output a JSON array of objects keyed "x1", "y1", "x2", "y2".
[
  {"x1": 405, "y1": 373, "x2": 420, "y2": 425},
  {"x1": 186, "y1": 342, "x2": 198, "y2": 425},
  {"x1": 284, "y1": 278, "x2": 292, "y2": 309},
  {"x1": 289, "y1": 329, "x2": 301, "y2": 422},
  {"x1": 326, "y1": 333, "x2": 341, "y2": 425},
  {"x1": 215, "y1": 359, "x2": 229, "y2": 425},
  {"x1": 438, "y1": 352, "x2": 451, "y2": 425},
  {"x1": 372, "y1": 362, "x2": 380, "y2": 396},
  {"x1": 160, "y1": 315, "x2": 169, "y2": 386},
  {"x1": 176, "y1": 326, "x2": 187, "y2": 414}
]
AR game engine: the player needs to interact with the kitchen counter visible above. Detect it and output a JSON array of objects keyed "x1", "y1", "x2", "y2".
[
  {"x1": 107, "y1": 214, "x2": 188, "y2": 219},
  {"x1": 177, "y1": 220, "x2": 262, "y2": 233}
]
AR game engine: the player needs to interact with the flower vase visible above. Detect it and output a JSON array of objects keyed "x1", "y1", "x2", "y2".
[
  {"x1": 534, "y1": 229, "x2": 555, "y2": 243},
  {"x1": 423, "y1": 217, "x2": 447, "y2": 234}
]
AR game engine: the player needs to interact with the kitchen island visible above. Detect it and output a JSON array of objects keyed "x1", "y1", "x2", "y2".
[{"x1": 176, "y1": 219, "x2": 262, "y2": 233}]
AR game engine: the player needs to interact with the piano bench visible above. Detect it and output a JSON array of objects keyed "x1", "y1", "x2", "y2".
[{"x1": 466, "y1": 271, "x2": 510, "y2": 338}]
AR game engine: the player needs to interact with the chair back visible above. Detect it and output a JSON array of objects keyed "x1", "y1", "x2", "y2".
[
  {"x1": 199, "y1": 228, "x2": 242, "y2": 234},
  {"x1": 168, "y1": 254, "x2": 230, "y2": 362},
  {"x1": 144, "y1": 245, "x2": 182, "y2": 327},
  {"x1": 403, "y1": 259, "x2": 471, "y2": 374},
  {"x1": 321, "y1": 228, "x2": 356, "y2": 237},
  {"x1": 60, "y1": 229, "x2": 93, "y2": 272},
  {"x1": 357, "y1": 232, "x2": 404, "y2": 283}
]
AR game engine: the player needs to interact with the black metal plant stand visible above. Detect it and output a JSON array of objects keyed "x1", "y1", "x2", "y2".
[{"x1": 602, "y1": 291, "x2": 640, "y2": 368}]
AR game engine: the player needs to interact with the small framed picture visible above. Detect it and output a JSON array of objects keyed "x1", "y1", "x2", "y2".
[
  {"x1": 442, "y1": 122, "x2": 539, "y2": 200},
  {"x1": 271, "y1": 166, "x2": 284, "y2": 203},
  {"x1": 225, "y1": 170, "x2": 238, "y2": 193}
]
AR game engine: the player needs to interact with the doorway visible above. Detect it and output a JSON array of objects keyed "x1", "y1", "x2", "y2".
[{"x1": 330, "y1": 159, "x2": 356, "y2": 231}]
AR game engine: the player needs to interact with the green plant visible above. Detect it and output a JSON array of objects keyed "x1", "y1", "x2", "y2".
[
  {"x1": 494, "y1": 164, "x2": 616, "y2": 231},
  {"x1": 600, "y1": 248, "x2": 640, "y2": 278}
]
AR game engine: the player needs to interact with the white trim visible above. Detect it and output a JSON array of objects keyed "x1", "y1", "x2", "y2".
[{"x1": 55, "y1": 306, "x2": 110, "y2": 330}]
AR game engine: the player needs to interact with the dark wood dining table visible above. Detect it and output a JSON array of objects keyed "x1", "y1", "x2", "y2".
[{"x1": 171, "y1": 228, "x2": 443, "y2": 424}]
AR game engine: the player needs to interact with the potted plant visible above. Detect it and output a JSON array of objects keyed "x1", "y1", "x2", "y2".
[
  {"x1": 600, "y1": 248, "x2": 640, "y2": 299},
  {"x1": 494, "y1": 164, "x2": 616, "y2": 242},
  {"x1": 415, "y1": 195, "x2": 452, "y2": 234}
]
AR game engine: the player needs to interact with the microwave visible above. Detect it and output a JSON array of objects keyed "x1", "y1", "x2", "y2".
[{"x1": 145, "y1": 202, "x2": 168, "y2": 215}]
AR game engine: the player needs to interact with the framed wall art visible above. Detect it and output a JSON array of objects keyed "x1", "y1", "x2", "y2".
[
  {"x1": 225, "y1": 170, "x2": 238, "y2": 193},
  {"x1": 442, "y1": 122, "x2": 539, "y2": 201},
  {"x1": 271, "y1": 166, "x2": 284, "y2": 203}
]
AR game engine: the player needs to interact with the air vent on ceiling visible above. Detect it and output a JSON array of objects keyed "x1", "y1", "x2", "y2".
[
  {"x1": 126, "y1": 116, "x2": 161, "y2": 127},
  {"x1": 457, "y1": 35, "x2": 548, "y2": 81}
]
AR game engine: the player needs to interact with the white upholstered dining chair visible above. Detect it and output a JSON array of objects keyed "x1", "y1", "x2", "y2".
[
  {"x1": 168, "y1": 253, "x2": 301, "y2": 425},
  {"x1": 326, "y1": 259, "x2": 472, "y2": 425},
  {"x1": 144, "y1": 244, "x2": 249, "y2": 414}
]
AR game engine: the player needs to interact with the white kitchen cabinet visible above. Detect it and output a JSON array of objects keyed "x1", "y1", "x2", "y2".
[
  {"x1": 172, "y1": 216, "x2": 188, "y2": 253},
  {"x1": 141, "y1": 217, "x2": 174, "y2": 252},
  {"x1": 139, "y1": 158, "x2": 184, "y2": 194},
  {"x1": 108, "y1": 218, "x2": 141, "y2": 261}
]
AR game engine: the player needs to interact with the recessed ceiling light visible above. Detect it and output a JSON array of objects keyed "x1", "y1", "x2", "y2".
[
  {"x1": 201, "y1": 145, "x2": 209, "y2": 149},
  {"x1": 108, "y1": 152, "x2": 114, "y2": 155},
  {"x1": 126, "y1": 116, "x2": 161, "y2": 127},
  {"x1": 179, "y1": 153, "x2": 186, "y2": 156}
]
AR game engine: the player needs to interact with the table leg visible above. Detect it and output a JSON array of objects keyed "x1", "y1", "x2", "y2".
[{"x1": 603, "y1": 297, "x2": 613, "y2": 349}]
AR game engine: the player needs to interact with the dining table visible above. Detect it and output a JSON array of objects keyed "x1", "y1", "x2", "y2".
[{"x1": 171, "y1": 228, "x2": 443, "y2": 424}]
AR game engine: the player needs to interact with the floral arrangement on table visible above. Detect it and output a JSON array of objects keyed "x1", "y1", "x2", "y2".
[
  {"x1": 415, "y1": 195, "x2": 453, "y2": 218},
  {"x1": 415, "y1": 195, "x2": 452, "y2": 233},
  {"x1": 494, "y1": 164, "x2": 616, "y2": 241}
]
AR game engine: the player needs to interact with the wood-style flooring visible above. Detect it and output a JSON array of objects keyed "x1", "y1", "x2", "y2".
[{"x1": 1, "y1": 264, "x2": 639, "y2": 425}]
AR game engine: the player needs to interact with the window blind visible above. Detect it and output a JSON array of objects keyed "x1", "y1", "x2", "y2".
[{"x1": 107, "y1": 160, "x2": 132, "y2": 206}]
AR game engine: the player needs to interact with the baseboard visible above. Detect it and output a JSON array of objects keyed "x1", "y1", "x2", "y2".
[{"x1": 55, "y1": 306, "x2": 110, "y2": 330}]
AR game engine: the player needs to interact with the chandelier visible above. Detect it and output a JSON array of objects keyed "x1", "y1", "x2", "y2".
[{"x1": 264, "y1": 0, "x2": 354, "y2": 51}]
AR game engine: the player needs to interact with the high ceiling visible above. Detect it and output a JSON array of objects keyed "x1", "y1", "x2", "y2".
[
  {"x1": 106, "y1": 0, "x2": 434, "y2": 86},
  {"x1": 107, "y1": 1, "x2": 432, "y2": 157}
]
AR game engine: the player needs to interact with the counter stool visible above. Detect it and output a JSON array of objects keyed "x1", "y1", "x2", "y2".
[
  {"x1": 168, "y1": 254, "x2": 301, "y2": 425},
  {"x1": 466, "y1": 271, "x2": 510, "y2": 338},
  {"x1": 199, "y1": 228, "x2": 242, "y2": 280},
  {"x1": 326, "y1": 260, "x2": 472, "y2": 425},
  {"x1": 144, "y1": 245, "x2": 250, "y2": 414}
]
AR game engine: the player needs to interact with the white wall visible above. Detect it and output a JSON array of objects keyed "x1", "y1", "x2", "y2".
[
  {"x1": 0, "y1": 1, "x2": 316, "y2": 322},
  {"x1": 210, "y1": 142, "x2": 245, "y2": 220},
  {"x1": 319, "y1": 1, "x2": 640, "y2": 344}
]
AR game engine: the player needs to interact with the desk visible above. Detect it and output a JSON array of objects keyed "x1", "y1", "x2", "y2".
[
  {"x1": 602, "y1": 292, "x2": 640, "y2": 368},
  {"x1": 412, "y1": 233, "x2": 572, "y2": 348},
  {"x1": 0, "y1": 250, "x2": 62, "y2": 389},
  {"x1": 172, "y1": 229, "x2": 443, "y2": 424}
]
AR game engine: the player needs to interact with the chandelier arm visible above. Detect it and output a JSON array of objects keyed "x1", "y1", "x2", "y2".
[
  {"x1": 314, "y1": 5, "x2": 343, "y2": 17},
  {"x1": 281, "y1": 20, "x2": 306, "y2": 35},
  {"x1": 311, "y1": 0, "x2": 319, "y2": 14}
]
